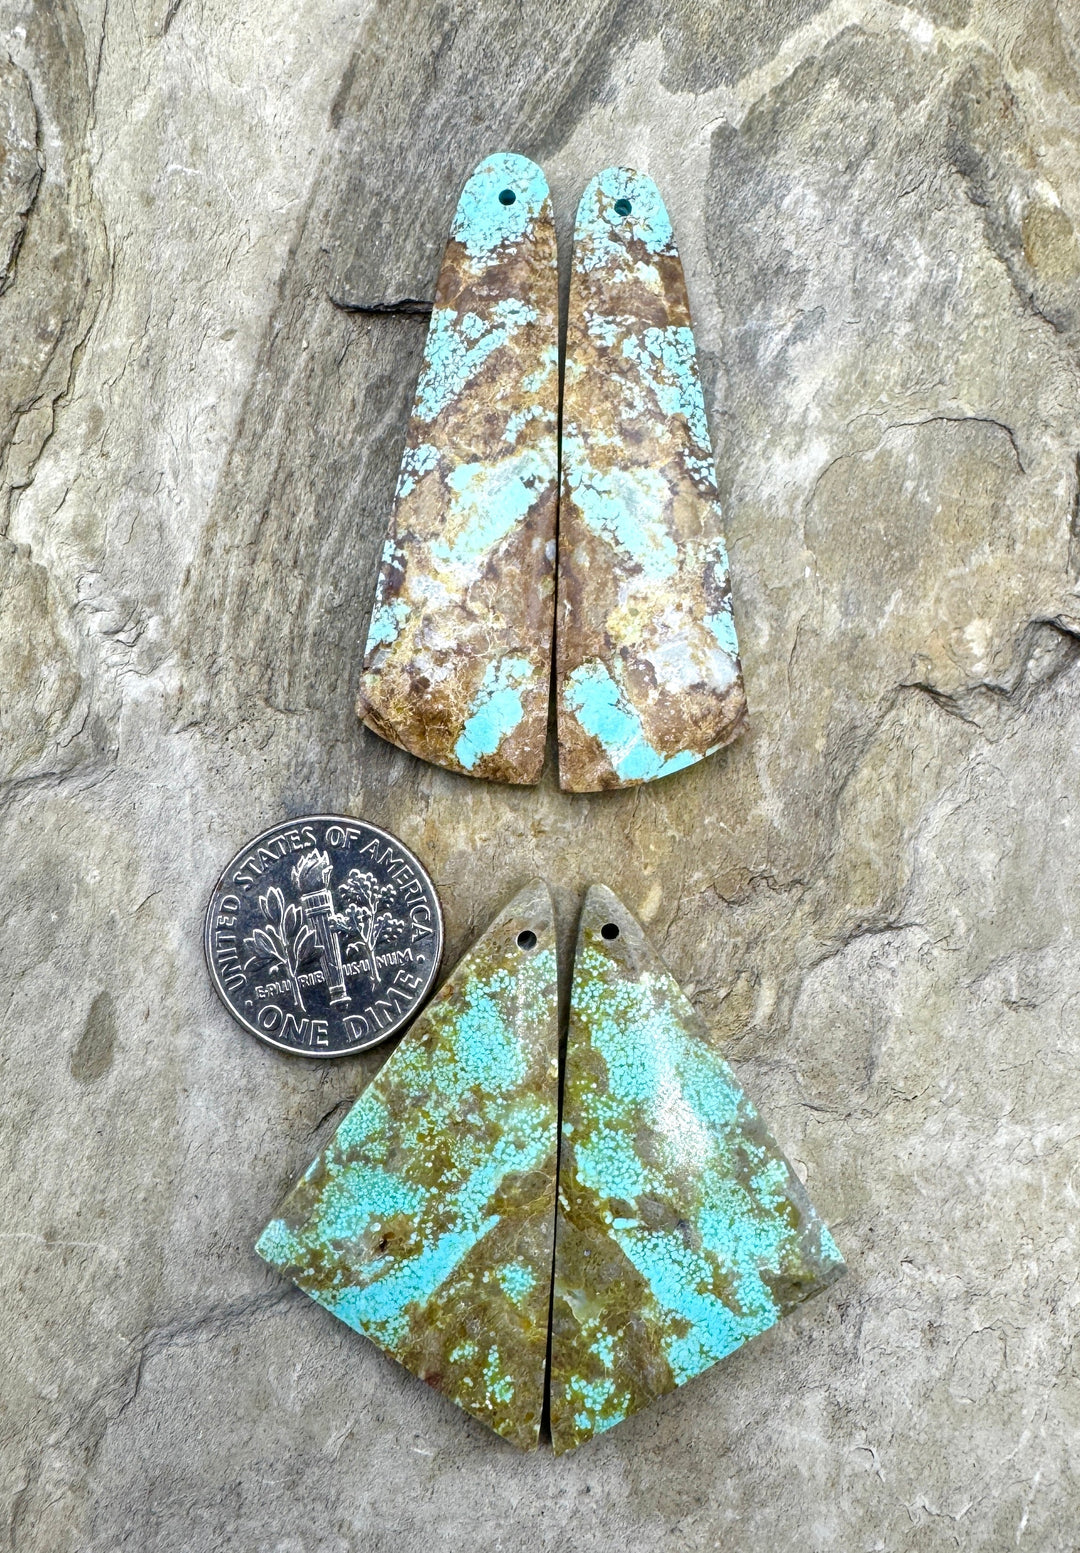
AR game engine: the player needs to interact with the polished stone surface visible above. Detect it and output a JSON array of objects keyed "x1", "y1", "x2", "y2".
[
  {"x1": 556, "y1": 168, "x2": 747, "y2": 792},
  {"x1": 357, "y1": 153, "x2": 559, "y2": 784},
  {"x1": 550, "y1": 886, "x2": 845, "y2": 1453},
  {"x1": 257, "y1": 881, "x2": 559, "y2": 1449}
]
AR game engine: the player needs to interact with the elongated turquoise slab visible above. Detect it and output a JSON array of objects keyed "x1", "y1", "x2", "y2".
[
  {"x1": 556, "y1": 168, "x2": 747, "y2": 791},
  {"x1": 358, "y1": 153, "x2": 559, "y2": 784},
  {"x1": 550, "y1": 886, "x2": 845, "y2": 1453},
  {"x1": 257, "y1": 881, "x2": 559, "y2": 1449}
]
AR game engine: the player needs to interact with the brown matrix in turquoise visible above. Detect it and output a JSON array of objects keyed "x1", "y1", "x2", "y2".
[
  {"x1": 259, "y1": 884, "x2": 844, "y2": 1452},
  {"x1": 549, "y1": 886, "x2": 845, "y2": 1452},
  {"x1": 557, "y1": 168, "x2": 748, "y2": 790},
  {"x1": 358, "y1": 154, "x2": 559, "y2": 785}
]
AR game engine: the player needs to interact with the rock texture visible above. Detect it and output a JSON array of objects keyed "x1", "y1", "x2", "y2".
[{"x1": 3, "y1": 0, "x2": 1080, "y2": 1548}]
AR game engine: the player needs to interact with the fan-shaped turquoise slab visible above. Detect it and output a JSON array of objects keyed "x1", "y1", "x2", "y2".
[
  {"x1": 550, "y1": 885, "x2": 845, "y2": 1453},
  {"x1": 258, "y1": 881, "x2": 559, "y2": 1449}
]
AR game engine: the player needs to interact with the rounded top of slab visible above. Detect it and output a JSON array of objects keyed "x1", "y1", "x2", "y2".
[
  {"x1": 573, "y1": 167, "x2": 675, "y2": 259},
  {"x1": 576, "y1": 884, "x2": 716, "y2": 1047},
  {"x1": 495, "y1": 877, "x2": 555, "y2": 937},
  {"x1": 451, "y1": 153, "x2": 552, "y2": 260},
  {"x1": 474, "y1": 879, "x2": 557, "y2": 968},
  {"x1": 576, "y1": 883, "x2": 657, "y2": 973}
]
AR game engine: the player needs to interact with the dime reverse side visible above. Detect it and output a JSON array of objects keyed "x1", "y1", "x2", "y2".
[{"x1": 204, "y1": 816, "x2": 443, "y2": 1057}]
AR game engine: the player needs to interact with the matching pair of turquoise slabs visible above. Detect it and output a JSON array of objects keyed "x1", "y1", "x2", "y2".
[
  {"x1": 357, "y1": 153, "x2": 749, "y2": 792},
  {"x1": 257, "y1": 883, "x2": 845, "y2": 1453},
  {"x1": 261, "y1": 154, "x2": 841, "y2": 1451}
]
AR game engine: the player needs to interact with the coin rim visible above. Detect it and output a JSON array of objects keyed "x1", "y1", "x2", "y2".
[{"x1": 203, "y1": 815, "x2": 444, "y2": 1058}]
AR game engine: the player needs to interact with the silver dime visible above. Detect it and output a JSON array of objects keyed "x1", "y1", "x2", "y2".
[{"x1": 204, "y1": 816, "x2": 443, "y2": 1057}]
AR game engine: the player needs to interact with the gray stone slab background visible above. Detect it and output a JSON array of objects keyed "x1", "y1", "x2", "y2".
[{"x1": 3, "y1": 0, "x2": 1080, "y2": 1547}]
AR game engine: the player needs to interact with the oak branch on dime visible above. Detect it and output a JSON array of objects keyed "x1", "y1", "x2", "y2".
[{"x1": 333, "y1": 869, "x2": 405, "y2": 987}]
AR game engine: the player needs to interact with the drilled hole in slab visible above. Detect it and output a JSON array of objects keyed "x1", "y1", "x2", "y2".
[
  {"x1": 600, "y1": 922, "x2": 620, "y2": 940},
  {"x1": 517, "y1": 929, "x2": 537, "y2": 950},
  {"x1": 613, "y1": 198, "x2": 632, "y2": 217},
  {"x1": 499, "y1": 188, "x2": 517, "y2": 206}
]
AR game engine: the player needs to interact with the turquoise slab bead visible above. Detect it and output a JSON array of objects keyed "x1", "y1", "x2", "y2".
[
  {"x1": 257, "y1": 881, "x2": 560, "y2": 1450},
  {"x1": 556, "y1": 168, "x2": 748, "y2": 791},
  {"x1": 549, "y1": 885, "x2": 845, "y2": 1453},
  {"x1": 357, "y1": 154, "x2": 559, "y2": 784}
]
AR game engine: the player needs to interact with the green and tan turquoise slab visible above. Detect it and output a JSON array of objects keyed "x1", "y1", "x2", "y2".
[
  {"x1": 257, "y1": 881, "x2": 559, "y2": 1450},
  {"x1": 556, "y1": 168, "x2": 748, "y2": 792},
  {"x1": 549, "y1": 885, "x2": 845, "y2": 1454},
  {"x1": 357, "y1": 153, "x2": 559, "y2": 785}
]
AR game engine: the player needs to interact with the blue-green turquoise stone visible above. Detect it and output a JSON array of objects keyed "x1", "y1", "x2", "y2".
[
  {"x1": 257, "y1": 881, "x2": 559, "y2": 1450},
  {"x1": 556, "y1": 168, "x2": 747, "y2": 791},
  {"x1": 549, "y1": 886, "x2": 845, "y2": 1453},
  {"x1": 357, "y1": 153, "x2": 559, "y2": 784}
]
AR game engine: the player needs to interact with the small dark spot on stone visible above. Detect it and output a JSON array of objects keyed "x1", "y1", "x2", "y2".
[
  {"x1": 498, "y1": 188, "x2": 516, "y2": 206},
  {"x1": 601, "y1": 922, "x2": 620, "y2": 940},
  {"x1": 70, "y1": 991, "x2": 116, "y2": 1082},
  {"x1": 613, "y1": 198, "x2": 632, "y2": 217},
  {"x1": 517, "y1": 929, "x2": 537, "y2": 950}
]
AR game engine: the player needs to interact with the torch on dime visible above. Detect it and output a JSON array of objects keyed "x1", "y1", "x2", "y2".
[{"x1": 203, "y1": 817, "x2": 443, "y2": 1056}]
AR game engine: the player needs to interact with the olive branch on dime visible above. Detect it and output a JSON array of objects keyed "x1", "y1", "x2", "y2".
[{"x1": 243, "y1": 886, "x2": 318, "y2": 1012}]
